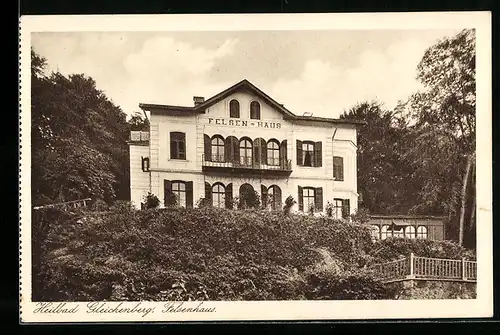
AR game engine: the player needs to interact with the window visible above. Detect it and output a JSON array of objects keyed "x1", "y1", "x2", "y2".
[
  {"x1": 267, "y1": 185, "x2": 282, "y2": 210},
  {"x1": 303, "y1": 188, "x2": 315, "y2": 213},
  {"x1": 141, "y1": 157, "x2": 150, "y2": 172},
  {"x1": 392, "y1": 227, "x2": 404, "y2": 238},
  {"x1": 211, "y1": 136, "x2": 225, "y2": 162},
  {"x1": 371, "y1": 226, "x2": 380, "y2": 241},
  {"x1": 229, "y1": 99, "x2": 240, "y2": 118},
  {"x1": 267, "y1": 140, "x2": 280, "y2": 166},
  {"x1": 239, "y1": 138, "x2": 253, "y2": 166},
  {"x1": 333, "y1": 157, "x2": 344, "y2": 181},
  {"x1": 165, "y1": 180, "x2": 193, "y2": 208},
  {"x1": 381, "y1": 225, "x2": 390, "y2": 240},
  {"x1": 212, "y1": 183, "x2": 226, "y2": 208},
  {"x1": 172, "y1": 182, "x2": 186, "y2": 207},
  {"x1": 296, "y1": 140, "x2": 322, "y2": 167},
  {"x1": 170, "y1": 132, "x2": 186, "y2": 160},
  {"x1": 404, "y1": 226, "x2": 416, "y2": 239},
  {"x1": 333, "y1": 199, "x2": 343, "y2": 219},
  {"x1": 417, "y1": 226, "x2": 428, "y2": 239},
  {"x1": 298, "y1": 186, "x2": 323, "y2": 213},
  {"x1": 250, "y1": 101, "x2": 261, "y2": 119}
]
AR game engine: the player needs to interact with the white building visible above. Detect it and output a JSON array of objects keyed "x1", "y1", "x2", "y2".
[{"x1": 129, "y1": 79, "x2": 363, "y2": 218}]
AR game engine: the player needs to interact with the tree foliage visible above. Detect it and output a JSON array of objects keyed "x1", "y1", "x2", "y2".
[{"x1": 31, "y1": 49, "x2": 131, "y2": 204}]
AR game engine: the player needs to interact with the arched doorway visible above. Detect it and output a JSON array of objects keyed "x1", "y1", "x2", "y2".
[{"x1": 239, "y1": 183, "x2": 259, "y2": 209}]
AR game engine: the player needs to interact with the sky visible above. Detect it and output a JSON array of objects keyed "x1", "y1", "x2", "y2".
[{"x1": 31, "y1": 29, "x2": 462, "y2": 119}]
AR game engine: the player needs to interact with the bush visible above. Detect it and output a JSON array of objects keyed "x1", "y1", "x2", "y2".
[
  {"x1": 368, "y1": 238, "x2": 476, "y2": 263},
  {"x1": 33, "y1": 207, "x2": 388, "y2": 301},
  {"x1": 143, "y1": 192, "x2": 160, "y2": 209},
  {"x1": 91, "y1": 198, "x2": 109, "y2": 212}
]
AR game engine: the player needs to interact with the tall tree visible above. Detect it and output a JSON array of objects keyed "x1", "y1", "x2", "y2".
[
  {"x1": 340, "y1": 102, "x2": 416, "y2": 215},
  {"x1": 400, "y1": 29, "x2": 476, "y2": 246},
  {"x1": 31, "y1": 49, "x2": 131, "y2": 205}
]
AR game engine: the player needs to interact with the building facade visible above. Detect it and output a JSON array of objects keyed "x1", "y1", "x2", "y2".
[
  {"x1": 129, "y1": 79, "x2": 363, "y2": 217},
  {"x1": 367, "y1": 215, "x2": 446, "y2": 241}
]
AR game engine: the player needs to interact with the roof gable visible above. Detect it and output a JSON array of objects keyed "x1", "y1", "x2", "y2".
[{"x1": 193, "y1": 79, "x2": 295, "y2": 118}]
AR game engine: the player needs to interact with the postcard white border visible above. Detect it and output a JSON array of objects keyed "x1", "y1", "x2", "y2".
[{"x1": 19, "y1": 12, "x2": 493, "y2": 322}]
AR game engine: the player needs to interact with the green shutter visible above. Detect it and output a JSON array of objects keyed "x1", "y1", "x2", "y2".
[
  {"x1": 204, "y1": 134, "x2": 211, "y2": 161},
  {"x1": 225, "y1": 183, "x2": 233, "y2": 209},
  {"x1": 261, "y1": 139, "x2": 268, "y2": 165},
  {"x1": 314, "y1": 187, "x2": 323, "y2": 212},
  {"x1": 298, "y1": 186, "x2": 303, "y2": 211},
  {"x1": 314, "y1": 141, "x2": 322, "y2": 167},
  {"x1": 232, "y1": 137, "x2": 240, "y2": 163},
  {"x1": 185, "y1": 181, "x2": 194, "y2": 208},
  {"x1": 224, "y1": 136, "x2": 232, "y2": 162},
  {"x1": 296, "y1": 140, "x2": 303, "y2": 166}
]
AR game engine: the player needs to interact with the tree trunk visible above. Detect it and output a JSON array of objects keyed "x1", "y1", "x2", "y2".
[
  {"x1": 468, "y1": 160, "x2": 476, "y2": 235},
  {"x1": 458, "y1": 154, "x2": 473, "y2": 246}
]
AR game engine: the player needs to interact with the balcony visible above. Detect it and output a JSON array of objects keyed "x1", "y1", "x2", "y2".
[
  {"x1": 202, "y1": 154, "x2": 292, "y2": 176},
  {"x1": 129, "y1": 131, "x2": 150, "y2": 142}
]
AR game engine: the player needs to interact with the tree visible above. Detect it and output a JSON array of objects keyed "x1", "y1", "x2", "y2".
[
  {"x1": 31, "y1": 49, "x2": 131, "y2": 205},
  {"x1": 399, "y1": 29, "x2": 476, "y2": 246},
  {"x1": 128, "y1": 111, "x2": 149, "y2": 131},
  {"x1": 340, "y1": 102, "x2": 415, "y2": 214}
]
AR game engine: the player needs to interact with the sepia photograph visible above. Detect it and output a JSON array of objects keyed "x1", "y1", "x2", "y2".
[{"x1": 19, "y1": 12, "x2": 492, "y2": 322}]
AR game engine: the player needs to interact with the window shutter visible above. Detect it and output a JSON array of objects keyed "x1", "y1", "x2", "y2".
[
  {"x1": 224, "y1": 136, "x2": 233, "y2": 162},
  {"x1": 253, "y1": 139, "x2": 261, "y2": 165},
  {"x1": 232, "y1": 137, "x2": 240, "y2": 163},
  {"x1": 141, "y1": 156, "x2": 145, "y2": 171},
  {"x1": 169, "y1": 134, "x2": 176, "y2": 159},
  {"x1": 225, "y1": 183, "x2": 233, "y2": 209},
  {"x1": 186, "y1": 181, "x2": 194, "y2": 208},
  {"x1": 298, "y1": 186, "x2": 303, "y2": 211},
  {"x1": 296, "y1": 140, "x2": 303, "y2": 166},
  {"x1": 204, "y1": 182, "x2": 212, "y2": 204},
  {"x1": 261, "y1": 140, "x2": 267, "y2": 165},
  {"x1": 274, "y1": 186, "x2": 282, "y2": 210},
  {"x1": 164, "y1": 180, "x2": 172, "y2": 206},
  {"x1": 280, "y1": 140, "x2": 287, "y2": 168},
  {"x1": 339, "y1": 159, "x2": 344, "y2": 181},
  {"x1": 204, "y1": 134, "x2": 211, "y2": 161},
  {"x1": 342, "y1": 199, "x2": 350, "y2": 219},
  {"x1": 261, "y1": 184, "x2": 268, "y2": 208},
  {"x1": 180, "y1": 133, "x2": 186, "y2": 159},
  {"x1": 314, "y1": 141, "x2": 322, "y2": 167},
  {"x1": 314, "y1": 187, "x2": 323, "y2": 212}
]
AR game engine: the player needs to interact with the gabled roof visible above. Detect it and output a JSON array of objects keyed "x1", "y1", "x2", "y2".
[{"x1": 139, "y1": 79, "x2": 366, "y2": 125}]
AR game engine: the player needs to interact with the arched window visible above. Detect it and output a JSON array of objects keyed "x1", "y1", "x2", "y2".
[
  {"x1": 381, "y1": 225, "x2": 390, "y2": 240},
  {"x1": 417, "y1": 226, "x2": 428, "y2": 239},
  {"x1": 250, "y1": 101, "x2": 261, "y2": 120},
  {"x1": 267, "y1": 185, "x2": 282, "y2": 210},
  {"x1": 229, "y1": 99, "x2": 240, "y2": 118},
  {"x1": 267, "y1": 140, "x2": 280, "y2": 166},
  {"x1": 333, "y1": 156, "x2": 344, "y2": 181},
  {"x1": 404, "y1": 226, "x2": 416, "y2": 239},
  {"x1": 211, "y1": 136, "x2": 225, "y2": 162},
  {"x1": 239, "y1": 183, "x2": 257, "y2": 209},
  {"x1": 239, "y1": 138, "x2": 253, "y2": 166},
  {"x1": 212, "y1": 183, "x2": 226, "y2": 208},
  {"x1": 371, "y1": 226, "x2": 380, "y2": 241},
  {"x1": 171, "y1": 181, "x2": 186, "y2": 207}
]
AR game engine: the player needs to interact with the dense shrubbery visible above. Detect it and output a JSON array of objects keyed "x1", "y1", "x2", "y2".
[
  {"x1": 368, "y1": 238, "x2": 476, "y2": 263},
  {"x1": 32, "y1": 205, "x2": 475, "y2": 301}
]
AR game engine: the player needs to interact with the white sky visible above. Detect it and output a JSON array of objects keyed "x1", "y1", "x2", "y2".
[{"x1": 31, "y1": 29, "x2": 462, "y2": 119}]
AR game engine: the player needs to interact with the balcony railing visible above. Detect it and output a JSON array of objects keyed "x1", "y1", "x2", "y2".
[
  {"x1": 129, "y1": 131, "x2": 150, "y2": 142},
  {"x1": 370, "y1": 253, "x2": 477, "y2": 283},
  {"x1": 202, "y1": 154, "x2": 292, "y2": 173}
]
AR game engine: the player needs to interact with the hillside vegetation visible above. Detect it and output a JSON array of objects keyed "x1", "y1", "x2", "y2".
[{"x1": 32, "y1": 204, "x2": 475, "y2": 301}]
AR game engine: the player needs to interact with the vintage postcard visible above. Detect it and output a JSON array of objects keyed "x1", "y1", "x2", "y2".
[{"x1": 19, "y1": 12, "x2": 492, "y2": 323}]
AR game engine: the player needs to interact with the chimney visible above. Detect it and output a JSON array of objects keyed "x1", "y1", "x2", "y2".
[{"x1": 193, "y1": 96, "x2": 205, "y2": 106}]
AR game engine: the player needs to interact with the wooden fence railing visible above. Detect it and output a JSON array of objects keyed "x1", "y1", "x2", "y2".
[
  {"x1": 371, "y1": 253, "x2": 477, "y2": 283},
  {"x1": 33, "y1": 198, "x2": 92, "y2": 212}
]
